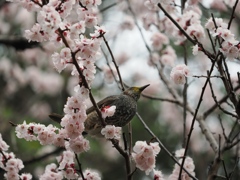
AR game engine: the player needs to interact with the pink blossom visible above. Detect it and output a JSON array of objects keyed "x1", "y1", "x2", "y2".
[
  {"x1": 52, "y1": 47, "x2": 72, "y2": 73},
  {"x1": 120, "y1": 15, "x2": 135, "y2": 30},
  {"x1": 186, "y1": 24, "x2": 205, "y2": 42},
  {"x1": 161, "y1": 54, "x2": 175, "y2": 67},
  {"x1": 57, "y1": 0, "x2": 75, "y2": 18},
  {"x1": 142, "y1": 13, "x2": 157, "y2": 30},
  {"x1": 192, "y1": 44, "x2": 201, "y2": 55},
  {"x1": 220, "y1": 41, "x2": 240, "y2": 61},
  {"x1": 101, "y1": 125, "x2": 122, "y2": 139},
  {"x1": 5, "y1": 158, "x2": 24, "y2": 172},
  {"x1": 70, "y1": 21, "x2": 86, "y2": 39},
  {"x1": 19, "y1": 173, "x2": 32, "y2": 180},
  {"x1": 63, "y1": 95, "x2": 87, "y2": 115},
  {"x1": 170, "y1": 64, "x2": 190, "y2": 85},
  {"x1": 79, "y1": 169, "x2": 101, "y2": 180},
  {"x1": 0, "y1": 134, "x2": 9, "y2": 151},
  {"x1": 148, "y1": 52, "x2": 160, "y2": 66},
  {"x1": 53, "y1": 128, "x2": 67, "y2": 147},
  {"x1": 144, "y1": 0, "x2": 159, "y2": 11},
  {"x1": 205, "y1": 17, "x2": 228, "y2": 33},
  {"x1": 175, "y1": 148, "x2": 185, "y2": 158},
  {"x1": 80, "y1": 0, "x2": 102, "y2": 9},
  {"x1": 153, "y1": 169, "x2": 165, "y2": 180},
  {"x1": 25, "y1": 23, "x2": 48, "y2": 42},
  {"x1": 57, "y1": 150, "x2": 75, "y2": 169},
  {"x1": 37, "y1": 125, "x2": 57, "y2": 145},
  {"x1": 75, "y1": 84, "x2": 88, "y2": 95},
  {"x1": 64, "y1": 166, "x2": 79, "y2": 179},
  {"x1": 66, "y1": 136, "x2": 90, "y2": 153},
  {"x1": 210, "y1": 0, "x2": 228, "y2": 12},
  {"x1": 213, "y1": 27, "x2": 238, "y2": 44},
  {"x1": 4, "y1": 171, "x2": 19, "y2": 180},
  {"x1": 90, "y1": 25, "x2": 106, "y2": 38},
  {"x1": 132, "y1": 141, "x2": 160, "y2": 175},
  {"x1": 168, "y1": 149, "x2": 195, "y2": 180},
  {"x1": 102, "y1": 65, "x2": 117, "y2": 83},
  {"x1": 37, "y1": 5, "x2": 61, "y2": 31},
  {"x1": 39, "y1": 163, "x2": 63, "y2": 180},
  {"x1": 56, "y1": 151, "x2": 79, "y2": 179},
  {"x1": 101, "y1": 105, "x2": 116, "y2": 119},
  {"x1": 151, "y1": 32, "x2": 169, "y2": 50},
  {"x1": 15, "y1": 121, "x2": 37, "y2": 141}
]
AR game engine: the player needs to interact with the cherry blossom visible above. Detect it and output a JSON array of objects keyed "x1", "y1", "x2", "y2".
[
  {"x1": 168, "y1": 149, "x2": 195, "y2": 180},
  {"x1": 153, "y1": 169, "x2": 165, "y2": 180},
  {"x1": 39, "y1": 163, "x2": 63, "y2": 180},
  {"x1": 151, "y1": 32, "x2": 169, "y2": 50},
  {"x1": 132, "y1": 141, "x2": 160, "y2": 175},
  {"x1": 170, "y1": 64, "x2": 190, "y2": 85},
  {"x1": 78, "y1": 169, "x2": 101, "y2": 180},
  {"x1": 101, "y1": 125, "x2": 122, "y2": 139},
  {"x1": 0, "y1": 133, "x2": 32, "y2": 179},
  {"x1": 66, "y1": 135, "x2": 90, "y2": 153},
  {"x1": 101, "y1": 105, "x2": 116, "y2": 119},
  {"x1": 0, "y1": 133, "x2": 9, "y2": 151}
]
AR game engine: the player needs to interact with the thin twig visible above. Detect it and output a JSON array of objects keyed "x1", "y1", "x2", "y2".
[
  {"x1": 219, "y1": 116, "x2": 228, "y2": 142},
  {"x1": 102, "y1": 35, "x2": 125, "y2": 91},
  {"x1": 157, "y1": 3, "x2": 196, "y2": 45},
  {"x1": 193, "y1": 75, "x2": 223, "y2": 78},
  {"x1": 75, "y1": 153, "x2": 85, "y2": 179},
  {"x1": 182, "y1": 53, "x2": 222, "y2": 178},
  {"x1": 23, "y1": 148, "x2": 63, "y2": 165},
  {"x1": 203, "y1": 85, "x2": 240, "y2": 118},
  {"x1": 228, "y1": 157, "x2": 239, "y2": 179},
  {"x1": 208, "y1": 72, "x2": 238, "y2": 118},
  {"x1": 142, "y1": 94, "x2": 182, "y2": 105},
  {"x1": 227, "y1": 0, "x2": 239, "y2": 30}
]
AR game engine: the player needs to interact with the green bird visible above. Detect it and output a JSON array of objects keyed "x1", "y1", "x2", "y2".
[{"x1": 49, "y1": 84, "x2": 149, "y2": 137}]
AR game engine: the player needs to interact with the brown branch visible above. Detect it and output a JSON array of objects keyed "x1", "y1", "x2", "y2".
[
  {"x1": 57, "y1": 29, "x2": 132, "y2": 179},
  {"x1": 157, "y1": 3, "x2": 196, "y2": 45},
  {"x1": 23, "y1": 147, "x2": 63, "y2": 165}
]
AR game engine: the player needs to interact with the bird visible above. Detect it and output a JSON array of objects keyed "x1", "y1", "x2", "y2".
[{"x1": 49, "y1": 84, "x2": 150, "y2": 137}]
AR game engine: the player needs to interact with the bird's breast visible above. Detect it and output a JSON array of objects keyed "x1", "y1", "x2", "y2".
[{"x1": 105, "y1": 95, "x2": 137, "y2": 127}]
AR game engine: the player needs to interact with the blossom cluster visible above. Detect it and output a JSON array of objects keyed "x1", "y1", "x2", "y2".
[
  {"x1": 168, "y1": 149, "x2": 195, "y2": 180},
  {"x1": 40, "y1": 150, "x2": 101, "y2": 180},
  {"x1": 132, "y1": 141, "x2": 161, "y2": 175},
  {"x1": 15, "y1": 86, "x2": 92, "y2": 157},
  {"x1": 205, "y1": 17, "x2": 240, "y2": 61},
  {"x1": 15, "y1": 81, "x2": 92, "y2": 170},
  {"x1": 145, "y1": 1, "x2": 205, "y2": 45},
  {"x1": 0, "y1": 133, "x2": 32, "y2": 180},
  {"x1": 170, "y1": 64, "x2": 190, "y2": 85},
  {"x1": 7, "y1": 0, "x2": 105, "y2": 86}
]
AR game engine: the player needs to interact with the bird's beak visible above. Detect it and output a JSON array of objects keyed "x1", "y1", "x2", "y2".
[{"x1": 139, "y1": 84, "x2": 150, "y2": 92}]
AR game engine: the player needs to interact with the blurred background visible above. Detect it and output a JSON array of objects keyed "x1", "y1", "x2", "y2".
[{"x1": 0, "y1": 0, "x2": 240, "y2": 179}]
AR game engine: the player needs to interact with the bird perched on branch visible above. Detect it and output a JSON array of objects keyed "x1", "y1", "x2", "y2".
[{"x1": 49, "y1": 84, "x2": 149, "y2": 137}]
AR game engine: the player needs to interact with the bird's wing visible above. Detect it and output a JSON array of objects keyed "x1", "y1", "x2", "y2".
[
  {"x1": 86, "y1": 95, "x2": 119, "y2": 114},
  {"x1": 49, "y1": 95, "x2": 119, "y2": 123},
  {"x1": 49, "y1": 113, "x2": 64, "y2": 124}
]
